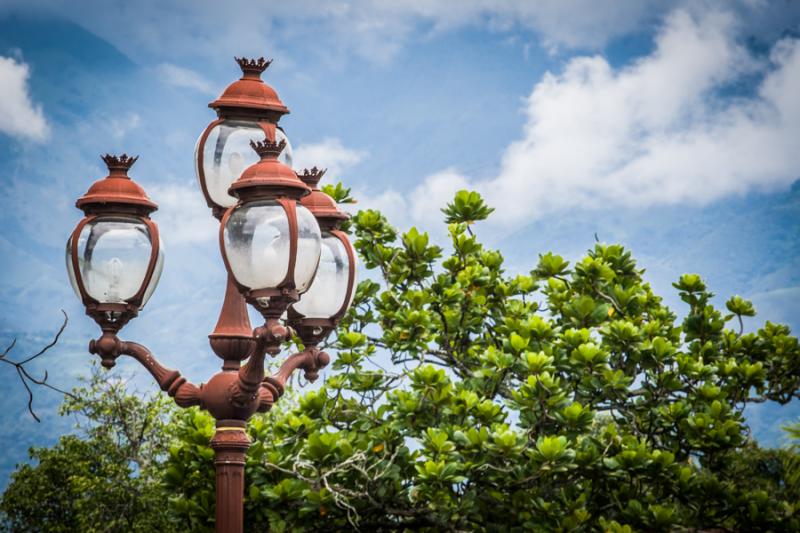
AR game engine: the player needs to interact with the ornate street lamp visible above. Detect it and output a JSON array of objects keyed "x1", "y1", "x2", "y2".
[{"x1": 65, "y1": 57, "x2": 353, "y2": 533}]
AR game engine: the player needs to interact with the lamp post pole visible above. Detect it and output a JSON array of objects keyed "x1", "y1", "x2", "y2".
[{"x1": 65, "y1": 57, "x2": 356, "y2": 533}]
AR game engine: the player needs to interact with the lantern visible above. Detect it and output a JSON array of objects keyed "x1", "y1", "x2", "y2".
[
  {"x1": 220, "y1": 138, "x2": 321, "y2": 319},
  {"x1": 195, "y1": 57, "x2": 292, "y2": 217},
  {"x1": 288, "y1": 168, "x2": 356, "y2": 346},
  {"x1": 66, "y1": 154, "x2": 163, "y2": 331}
]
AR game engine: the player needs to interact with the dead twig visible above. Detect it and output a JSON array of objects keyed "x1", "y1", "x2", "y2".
[{"x1": 0, "y1": 310, "x2": 75, "y2": 422}]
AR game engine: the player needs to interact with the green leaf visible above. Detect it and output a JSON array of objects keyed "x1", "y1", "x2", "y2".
[
  {"x1": 441, "y1": 190, "x2": 495, "y2": 224},
  {"x1": 509, "y1": 333, "x2": 529, "y2": 353},
  {"x1": 726, "y1": 295, "x2": 756, "y2": 317},
  {"x1": 535, "y1": 252, "x2": 570, "y2": 277},
  {"x1": 321, "y1": 182, "x2": 356, "y2": 204}
]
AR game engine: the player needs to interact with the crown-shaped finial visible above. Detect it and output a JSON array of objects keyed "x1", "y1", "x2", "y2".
[
  {"x1": 101, "y1": 154, "x2": 138, "y2": 174},
  {"x1": 298, "y1": 167, "x2": 327, "y2": 188},
  {"x1": 250, "y1": 138, "x2": 286, "y2": 159},
  {"x1": 235, "y1": 56, "x2": 272, "y2": 77}
]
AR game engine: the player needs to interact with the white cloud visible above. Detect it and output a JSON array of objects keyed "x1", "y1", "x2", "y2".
[
  {"x1": 408, "y1": 169, "x2": 470, "y2": 225},
  {"x1": 405, "y1": 9, "x2": 800, "y2": 227},
  {"x1": 0, "y1": 56, "x2": 49, "y2": 141},
  {"x1": 108, "y1": 112, "x2": 141, "y2": 140},
  {"x1": 146, "y1": 182, "x2": 218, "y2": 244},
  {"x1": 352, "y1": 168, "x2": 468, "y2": 233},
  {"x1": 292, "y1": 138, "x2": 366, "y2": 179},
  {"x1": 156, "y1": 63, "x2": 214, "y2": 94},
  {"x1": 350, "y1": 187, "x2": 408, "y2": 226}
]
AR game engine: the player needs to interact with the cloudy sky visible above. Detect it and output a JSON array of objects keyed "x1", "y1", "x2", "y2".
[{"x1": 0, "y1": 1, "x2": 798, "y2": 485}]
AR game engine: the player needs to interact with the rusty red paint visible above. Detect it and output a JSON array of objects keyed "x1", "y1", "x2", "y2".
[{"x1": 76, "y1": 154, "x2": 157, "y2": 214}]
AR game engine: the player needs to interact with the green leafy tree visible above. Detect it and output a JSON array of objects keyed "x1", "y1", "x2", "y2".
[
  {"x1": 166, "y1": 189, "x2": 800, "y2": 531},
  {"x1": 1, "y1": 366, "x2": 179, "y2": 533},
  {"x1": 4, "y1": 190, "x2": 800, "y2": 532}
]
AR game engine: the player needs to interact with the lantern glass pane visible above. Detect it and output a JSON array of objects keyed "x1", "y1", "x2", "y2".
[
  {"x1": 65, "y1": 235, "x2": 80, "y2": 300},
  {"x1": 223, "y1": 201, "x2": 290, "y2": 290},
  {"x1": 294, "y1": 205, "x2": 322, "y2": 293},
  {"x1": 196, "y1": 121, "x2": 293, "y2": 208},
  {"x1": 276, "y1": 128, "x2": 293, "y2": 168},
  {"x1": 292, "y1": 232, "x2": 351, "y2": 318},
  {"x1": 345, "y1": 240, "x2": 357, "y2": 308},
  {"x1": 74, "y1": 217, "x2": 154, "y2": 304},
  {"x1": 140, "y1": 237, "x2": 164, "y2": 309}
]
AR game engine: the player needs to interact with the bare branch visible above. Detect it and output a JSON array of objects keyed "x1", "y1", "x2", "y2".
[
  {"x1": 0, "y1": 310, "x2": 74, "y2": 421},
  {"x1": 19, "y1": 310, "x2": 68, "y2": 364}
]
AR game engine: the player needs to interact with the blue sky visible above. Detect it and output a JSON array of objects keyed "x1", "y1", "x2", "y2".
[{"x1": 0, "y1": 1, "x2": 799, "y2": 486}]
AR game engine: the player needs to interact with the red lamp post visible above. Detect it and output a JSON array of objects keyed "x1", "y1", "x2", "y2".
[{"x1": 65, "y1": 57, "x2": 354, "y2": 533}]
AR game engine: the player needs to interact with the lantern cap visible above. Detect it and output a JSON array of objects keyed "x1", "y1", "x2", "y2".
[
  {"x1": 228, "y1": 140, "x2": 309, "y2": 201},
  {"x1": 251, "y1": 138, "x2": 286, "y2": 159},
  {"x1": 297, "y1": 167, "x2": 349, "y2": 229},
  {"x1": 209, "y1": 56, "x2": 289, "y2": 117},
  {"x1": 102, "y1": 154, "x2": 138, "y2": 172},
  {"x1": 297, "y1": 167, "x2": 325, "y2": 188},
  {"x1": 76, "y1": 154, "x2": 157, "y2": 214},
  {"x1": 236, "y1": 56, "x2": 272, "y2": 77}
]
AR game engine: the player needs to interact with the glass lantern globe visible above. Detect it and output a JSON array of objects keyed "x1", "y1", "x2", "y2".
[
  {"x1": 292, "y1": 231, "x2": 355, "y2": 319},
  {"x1": 196, "y1": 123, "x2": 293, "y2": 209},
  {"x1": 66, "y1": 216, "x2": 164, "y2": 309},
  {"x1": 222, "y1": 200, "x2": 320, "y2": 294}
]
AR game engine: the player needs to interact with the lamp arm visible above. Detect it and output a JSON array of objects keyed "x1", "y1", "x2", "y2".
[
  {"x1": 274, "y1": 345, "x2": 330, "y2": 386},
  {"x1": 89, "y1": 334, "x2": 201, "y2": 408},
  {"x1": 232, "y1": 318, "x2": 290, "y2": 407},
  {"x1": 256, "y1": 345, "x2": 330, "y2": 412}
]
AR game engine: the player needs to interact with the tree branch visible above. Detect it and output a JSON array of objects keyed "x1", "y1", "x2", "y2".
[{"x1": 0, "y1": 310, "x2": 74, "y2": 422}]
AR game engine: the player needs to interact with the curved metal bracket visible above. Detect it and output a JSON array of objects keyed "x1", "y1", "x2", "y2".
[
  {"x1": 231, "y1": 319, "x2": 290, "y2": 407},
  {"x1": 256, "y1": 345, "x2": 330, "y2": 412},
  {"x1": 89, "y1": 333, "x2": 201, "y2": 408}
]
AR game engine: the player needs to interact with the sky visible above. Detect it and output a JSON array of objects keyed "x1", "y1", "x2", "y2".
[{"x1": 0, "y1": 0, "x2": 799, "y2": 486}]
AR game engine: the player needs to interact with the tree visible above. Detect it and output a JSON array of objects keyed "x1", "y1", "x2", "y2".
[
  {"x1": 166, "y1": 188, "x2": 800, "y2": 532},
  {"x1": 4, "y1": 189, "x2": 800, "y2": 532},
  {"x1": 1, "y1": 366, "x2": 179, "y2": 533}
]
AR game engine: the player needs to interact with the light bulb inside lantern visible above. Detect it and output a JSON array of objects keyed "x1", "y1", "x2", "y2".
[
  {"x1": 228, "y1": 151, "x2": 245, "y2": 181},
  {"x1": 107, "y1": 257, "x2": 123, "y2": 301}
]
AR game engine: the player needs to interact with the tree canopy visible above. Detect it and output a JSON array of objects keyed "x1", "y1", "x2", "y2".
[
  {"x1": 0, "y1": 369, "x2": 175, "y2": 532},
  {"x1": 3, "y1": 189, "x2": 800, "y2": 532}
]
